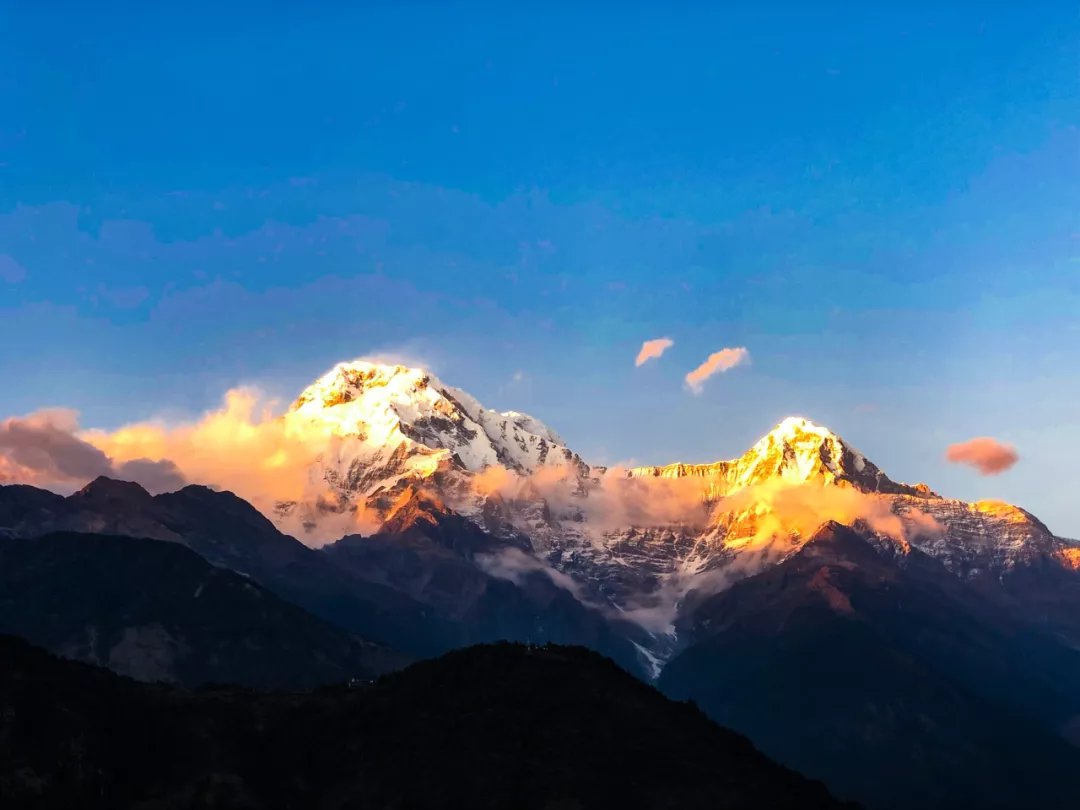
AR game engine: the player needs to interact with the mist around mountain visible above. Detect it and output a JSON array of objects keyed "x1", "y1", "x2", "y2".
[
  {"x1": 0, "y1": 635, "x2": 851, "y2": 810},
  {"x1": 660, "y1": 522, "x2": 1080, "y2": 809},
  {"x1": 3, "y1": 360, "x2": 1080, "y2": 808},
  {"x1": 0, "y1": 476, "x2": 651, "y2": 677}
]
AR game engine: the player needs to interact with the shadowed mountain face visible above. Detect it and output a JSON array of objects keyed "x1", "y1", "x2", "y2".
[
  {"x1": 0, "y1": 479, "x2": 650, "y2": 677},
  {"x1": 0, "y1": 637, "x2": 851, "y2": 810},
  {"x1": 5, "y1": 371, "x2": 1080, "y2": 809},
  {"x1": 0, "y1": 532, "x2": 405, "y2": 688},
  {"x1": 0, "y1": 477, "x2": 447, "y2": 656},
  {"x1": 659, "y1": 523, "x2": 1080, "y2": 810},
  {"x1": 323, "y1": 506, "x2": 653, "y2": 670}
]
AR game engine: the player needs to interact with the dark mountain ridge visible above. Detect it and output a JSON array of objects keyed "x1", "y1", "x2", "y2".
[
  {"x1": 0, "y1": 531, "x2": 404, "y2": 688},
  {"x1": 660, "y1": 522, "x2": 1080, "y2": 809},
  {"x1": 0, "y1": 635, "x2": 851, "y2": 810},
  {"x1": 0, "y1": 478, "x2": 650, "y2": 676},
  {"x1": 5, "y1": 474, "x2": 1080, "y2": 808}
]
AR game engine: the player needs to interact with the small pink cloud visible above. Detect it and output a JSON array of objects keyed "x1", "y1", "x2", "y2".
[
  {"x1": 635, "y1": 337, "x2": 674, "y2": 367},
  {"x1": 945, "y1": 437, "x2": 1018, "y2": 475},
  {"x1": 684, "y1": 347, "x2": 750, "y2": 393}
]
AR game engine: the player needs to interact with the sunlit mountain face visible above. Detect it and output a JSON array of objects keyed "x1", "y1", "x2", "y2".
[
  {"x1": 20, "y1": 358, "x2": 1076, "y2": 673},
  {"x1": 5, "y1": 358, "x2": 1080, "y2": 809},
  {"x1": 4, "y1": 4, "x2": 1078, "y2": 809}
]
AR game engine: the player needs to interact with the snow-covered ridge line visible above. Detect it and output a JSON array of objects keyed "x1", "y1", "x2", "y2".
[
  {"x1": 628, "y1": 416, "x2": 930, "y2": 498},
  {"x1": 290, "y1": 360, "x2": 581, "y2": 475},
  {"x1": 285, "y1": 361, "x2": 1071, "y2": 586},
  {"x1": 263, "y1": 359, "x2": 1080, "y2": 678}
]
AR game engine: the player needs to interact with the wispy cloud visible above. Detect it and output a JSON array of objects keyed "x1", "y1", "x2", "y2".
[
  {"x1": 96, "y1": 284, "x2": 150, "y2": 310},
  {"x1": 634, "y1": 337, "x2": 674, "y2": 367},
  {"x1": 0, "y1": 254, "x2": 27, "y2": 284},
  {"x1": 945, "y1": 437, "x2": 1018, "y2": 475},
  {"x1": 684, "y1": 347, "x2": 749, "y2": 393}
]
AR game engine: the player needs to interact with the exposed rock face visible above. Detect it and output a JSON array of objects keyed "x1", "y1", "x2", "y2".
[
  {"x1": 277, "y1": 361, "x2": 589, "y2": 532},
  {"x1": 5, "y1": 360, "x2": 1080, "y2": 809},
  {"x1": 0, "y1": 478, "x2": 651, "y2": 677},
  {"x1": 230, "y1": 362, "x2": 1080, "y2": 670},
  {"x1": 659, "y1": 523, "x2": 1080, "y2": 810},
  {"x1": 628, "y1": 416, "x2": 927, "y2": 497},
  {"x1": 5, "y1": 360, "x2": 1080, "y2": 675}
]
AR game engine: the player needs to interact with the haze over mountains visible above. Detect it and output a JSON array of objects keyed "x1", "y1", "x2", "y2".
[{"x1": 3, "y1": 358, "x2": 1080, "y2": 808}]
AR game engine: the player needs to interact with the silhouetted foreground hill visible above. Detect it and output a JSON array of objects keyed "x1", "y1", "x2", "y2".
[
  {"x1": 0, "y1": 636, "x2": 851, "y2": 810},
  {"x1": 0, "y1": 532, "x2": 406, "y2": 688}
]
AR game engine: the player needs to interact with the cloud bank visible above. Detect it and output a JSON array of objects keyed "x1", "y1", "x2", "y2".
[
  {"x1": 80, "y1": 387, "x2": 348, "y2": 515},
  {"x1": 717, "y1": 478, "x2": 942, "y2": 550},
  {"x1": 610, "y1": 478, "x2": 942, "y2": 633},
  {"x1": 0, "y1": 371, "x2": 940, "y2": 576},
  {"x1": 684, "y1": 347, "x2": 749, "y2": 393},
  {"x1": 0, "y1": 390, "x2": 383, "y2": 540},
  {"x1": 945, "y1": 437, "x2": 1019, "y2": 475},
  {"x1": 0, "y1": 409, "x2": 185, "y2": 493},
  {"x1": 635, "y1": 337, "x2": 674, "y2": 367},
  {"x1": 471, "y1": 462, "x2": 712, "y2": 533}
]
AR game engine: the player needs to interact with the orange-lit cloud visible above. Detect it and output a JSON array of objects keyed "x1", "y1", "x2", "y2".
[
  {"x1": 2, "y1": 379, "x2": 940, "y2": 564},
  {"x1": 76, "y1": 387, "x2": 394, "y2": 541},
  {"x1": 945, "y1": 437, "x2": 1018, "y2": 475},
  {"x1": 717, "y1": 478, "x2": 942, "y2": 551},
  {"x1": 562, "y1": 475, "x2": 940, "y2": 633},
  {"x1": 603, "y1": 479, "x2": 943, "y2": 633},
  {"x1": 0, "y1": 409, "x2": 184, "y2": 492},
  {"x1": 81, "y1": 387, "x2": 338, "y2": 502},
  {"x1": 470, "y1": 462, "x2": 711, "y2": 533},
  {"x1": 470, "y1": 458, "x2": 937, "y2": 550},
  {"x1": 635, "y1": 337, "x2": 674, "y2": 367},
  {"x1": 1, "y1": 392, "x2": 378, "y2": 539},
  {"x1": 587, "y1": 468, "x2": 711, "y2": 530},
  {"x1": 684, "y1": 346, "x2": 749, "y2": 393}
]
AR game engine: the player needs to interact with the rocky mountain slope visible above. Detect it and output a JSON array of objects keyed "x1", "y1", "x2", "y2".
[
  {"x1": 660, "y1": 522, "x2": 1080, "y2": 809},
  {"x1": 0, "y1": 477, "x2": 452, "y2": 657},
  {"x1": 268, "y1": 362, "x2": 1080, "y2": 667},
  {"x1": 275, "y1": 360, "x2": 588, "y2": 534},
  {"x1": 4, "y1": 359, "x2": 1080, "y2": 808},
  {"x1": 0, "y1": 636, "x2": 851, "y2": 810},
  {"x1": 0, "y1": 477, "x2": 650, "y2": 677},
  {"x1": 6, "y1": 360, "x2": 1079, "y2": 672},
  {"x1": 0, "y1": 532, "x2": 404, "y2": 688}
]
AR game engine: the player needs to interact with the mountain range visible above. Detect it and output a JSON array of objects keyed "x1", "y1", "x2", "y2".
[{"x1": 2, "y1": 358, "x2": 1080, "y2": 808}]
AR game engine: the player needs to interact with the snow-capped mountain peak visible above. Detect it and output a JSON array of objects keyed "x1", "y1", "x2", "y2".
[
  {"x1": 629, "y1": 415, "x2": 926, "y2": 497},
  {"x1": 282, "y1": 362, "x2": 1066, "y2": 607},
  {"x1": 734, "y1": 415, "x2": 878, "y2": 491},
  {"x1": 249, "y1": 359, "x2": 1080, "y2": 678},
  {"x1": 280, "y1": 360, "x2": 586, "y2": 532},
  {"x1": 290, "y1": 360, "x2": 579, "y2": 474}
]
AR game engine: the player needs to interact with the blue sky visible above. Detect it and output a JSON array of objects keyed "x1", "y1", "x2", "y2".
[{"x1": 1, "y1": 3, "x2": 1078, "y2": 533}]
